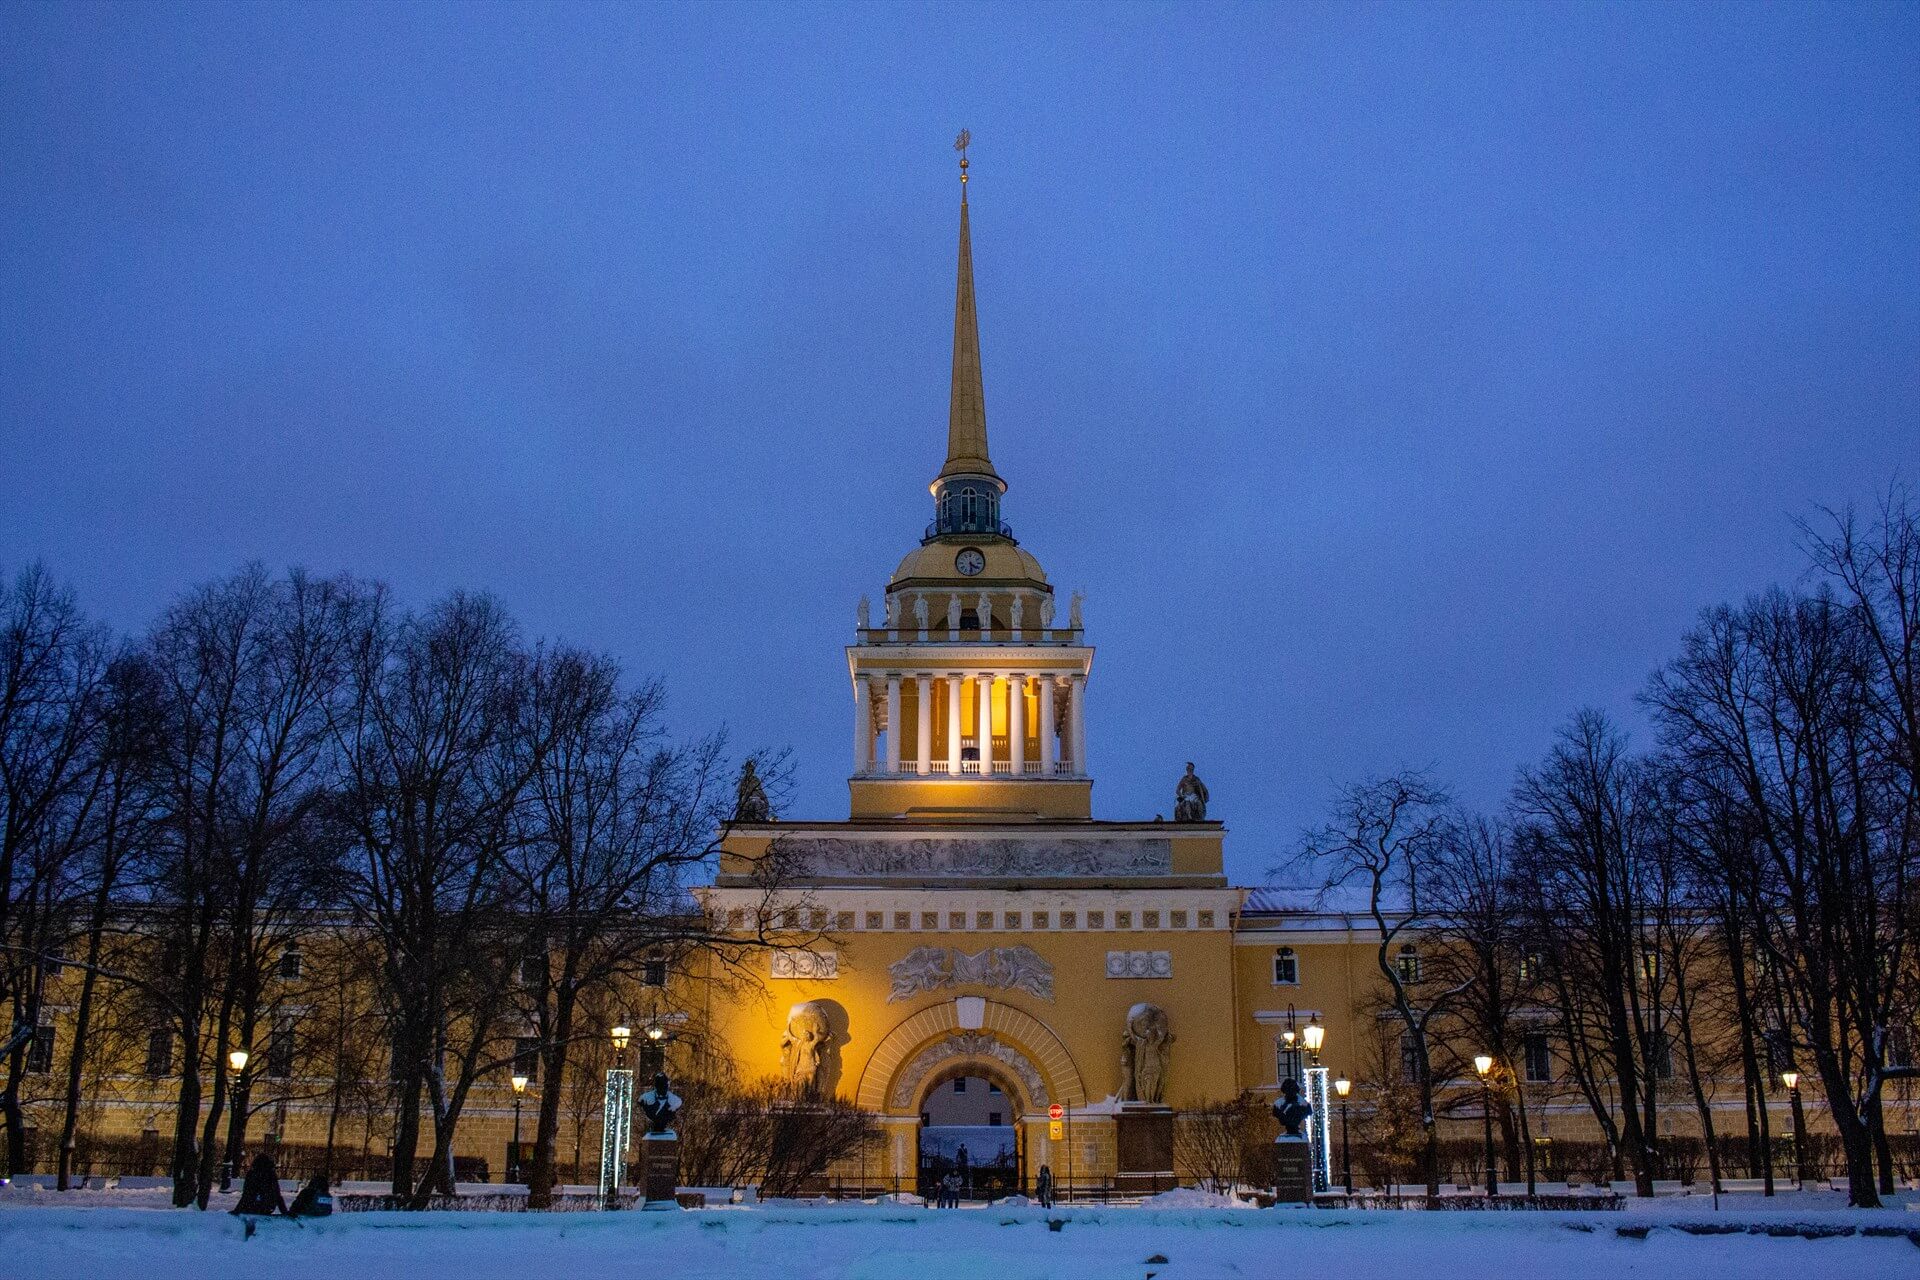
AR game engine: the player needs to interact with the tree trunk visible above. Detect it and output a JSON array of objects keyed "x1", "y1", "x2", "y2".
[{"x1": 527, "y1": 982, "x2": 577, "y2": 1209}]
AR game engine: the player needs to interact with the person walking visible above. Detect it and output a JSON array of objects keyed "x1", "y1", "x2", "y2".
[{"x1": 1035, "y1": 1164, "x2": 1054, "y2": 1209}]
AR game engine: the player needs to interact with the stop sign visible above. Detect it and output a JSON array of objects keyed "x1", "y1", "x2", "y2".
[{"x1": 1048, "y1": 1103, "x2": 1064, "y2": 1121}]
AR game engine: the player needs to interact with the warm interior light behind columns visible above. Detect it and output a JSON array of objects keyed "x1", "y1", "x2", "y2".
[
  {"x1": 228, "y1": 1049, "x2": 249, "y2": 1072},
  {"x1": 511, "y1": 1073, "x2": 529, "y2": 1094},
  {"x1": 1781, "y1": 1070, "x2": 1799, "y2": 1091},
  {"x1": 1473, "y1": 1054, "x2": 1494, "y2": 1077},
  {"x1": 611, "y1": 1023, "x2": 632, "y2": 1051},
  {"x1": 1303, "y1": 1023, "x2": 1325, "y2": 1055},
  {"x1": 1333, "y1": 1077, "x2": 1351, "y2": 1098}
]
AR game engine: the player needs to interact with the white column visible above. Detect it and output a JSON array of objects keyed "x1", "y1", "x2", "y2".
[
  {"x1": 976, "y1": 672, "x2": 995, "y2": 775},
  {"x1": 946, "y1": 674, "x2": 963, "y2": 776},
  {"x1": 853, "y1": 675, "x2": 872, "y2": 774},
  {"x1": 1009, "y1": 674, "x2": 1027, "y2": 776},
  {"x1": 884, "y1": 676, "x2": 902, "y2": 775},
  {"x1": 1039, "y1": 676, "x2": 1056, "y2": 775},
  {"x1": 915, "y1": 674, "x2": 933, "y2": 776},
  {"x1": 1069, "y1": 675, "x2": 1086, "y2": 776}
]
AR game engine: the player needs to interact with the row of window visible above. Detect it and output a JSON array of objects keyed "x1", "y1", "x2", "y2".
[
  {"x1": 738, "y1": 907, "x2": 1218, "y2": 933},
  {"x1": 1270, "y1": 945, "x2": 1422, "y2": 986}
]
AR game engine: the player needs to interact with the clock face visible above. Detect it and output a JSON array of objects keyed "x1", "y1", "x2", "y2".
[{"x1": 955, "y1": 547, "x2": 986, "y2": 577}]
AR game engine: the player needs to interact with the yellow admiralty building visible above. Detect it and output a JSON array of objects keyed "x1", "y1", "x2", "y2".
[{"x1": 16, "y1": 163, "x2": 1902, "y2": 1202}]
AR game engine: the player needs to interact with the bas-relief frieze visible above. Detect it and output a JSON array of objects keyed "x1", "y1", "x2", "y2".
[
  {"x1": 1105, "y1": 950, "x2": 1172, "y2": 979},
  {"x1": 889, "y1": 1032, "x2": 1050, "y2": 1109},
  {"x1": 888, "y1": 945, "x2": 1053, "y2": 1002},
  {"x1": 780, "y1": 836, "x2": 1172, "y2": 878}
]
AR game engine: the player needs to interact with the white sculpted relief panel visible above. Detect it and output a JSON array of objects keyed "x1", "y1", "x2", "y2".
[
  {"x1": 771, "y1": 949, "x2": 838, "y2": 980},
  {"x1": 1105, "y1": 950, "x2": 1173, "y2": 979},
  {"x1": 888, "y1": 945, "x2": 1053, "y2": 1002},
  {"x1": 781, "y1": 836, "x2": 1171, "y2": 878},
  {"x1": 888, "y1": 1032, "x2": 1050, "y2": 1109}
]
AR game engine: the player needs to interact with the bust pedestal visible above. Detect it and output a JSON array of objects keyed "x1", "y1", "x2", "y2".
[
  {"x1": 642, "y1": 1133, "x2": 680, "y2": 1210},
  {"x1": 1272, "y1": 1135, "x2": 1312, "y2": 1204},
  {"x1": 1114, "y1": 1105, "x2": 1176, "y2": 1196}
]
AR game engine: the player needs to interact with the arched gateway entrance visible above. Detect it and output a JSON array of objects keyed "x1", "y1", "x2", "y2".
[{"x1": 857, "y1": 998, "x2": 1088, "y2": 1198}]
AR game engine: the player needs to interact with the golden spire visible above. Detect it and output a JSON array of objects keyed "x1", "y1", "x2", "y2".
[{"x1": 940, "y1": 128, "x2": 999, "y2": 486}]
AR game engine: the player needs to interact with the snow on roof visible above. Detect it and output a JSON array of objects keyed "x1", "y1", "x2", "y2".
[{"x1": 1240, "y1": 883, "x2": 1402, "y2": 917}]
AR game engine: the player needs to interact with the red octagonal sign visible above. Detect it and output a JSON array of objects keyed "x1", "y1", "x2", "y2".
[{"x1": 1048, "y1": 1103, "x2": 1064, "y2": 1121}]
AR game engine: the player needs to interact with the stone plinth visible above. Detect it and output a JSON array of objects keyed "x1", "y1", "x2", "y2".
[
  {"x1": 1114, "y1": 1106, "x2": 1174, "y2": 1194},
  {"x1": 1272, "y1": 1135, "x2": 1311, "y2": 1204},
  {"x1": 642, "y1": 1133, "x2": 680, "y2": 1210}
]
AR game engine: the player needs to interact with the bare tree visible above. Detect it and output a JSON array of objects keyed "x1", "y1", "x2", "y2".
[{"x1": 1292, "y1": 771, "x2": 1462, "y2": 1194}]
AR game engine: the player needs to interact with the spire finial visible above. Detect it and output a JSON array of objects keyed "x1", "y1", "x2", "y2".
[
  {"x1": 937, "y1": 128, "x2": 999, "y2": 491},
  {"x1": 955, "y1": 129, "x2": 971, "y2": 202}
]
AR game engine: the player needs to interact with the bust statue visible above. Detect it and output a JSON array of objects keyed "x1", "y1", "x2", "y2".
[
  {"x1": 638, "y1": 1071, "x2": 682, "y2": 1136},
  {"x1": 734, "y1": 759, "x2": 772, "y2": 822},
  {"x1": 1174, "y1": 762, "x2": 1209, "y2": 822},
  {"x1": 1120, "y1": 1003, "x2": 1173, "y2": 1104},
  {"x1": 1272, "y1": 1076, "x2": 1312, "y2": 1139}
]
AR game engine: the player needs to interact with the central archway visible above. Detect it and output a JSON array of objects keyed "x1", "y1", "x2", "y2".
[{"x1": 856, "y1": 998, "x2": 1088, "y2": 1114}]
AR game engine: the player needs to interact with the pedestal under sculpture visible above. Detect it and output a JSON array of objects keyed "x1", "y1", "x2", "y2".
[{"x1": 1271, "y1": 1077, "x2": 1314, "y2": 1204}]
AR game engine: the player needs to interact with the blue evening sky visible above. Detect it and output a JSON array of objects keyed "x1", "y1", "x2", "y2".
[{"x1": 4, "y1": 2, "x2": 1916, "y2": 883}]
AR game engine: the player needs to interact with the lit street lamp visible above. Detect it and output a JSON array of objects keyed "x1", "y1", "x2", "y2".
[
  {"x1": 1474, "y1": 1054, "x2": 1497, "y2": 1197},
  {"x1": 1781, "y1": 1070, "x2": 1807, "y2": 1188},
  {"x1": 1303, "y1": 1022, "x2": 1325, "y2": 1066},
  {"x1": 509, "y1": 1073, "x2": 529, "y2": 1185},
  {"x1": 220, "y1": 1049, "x2": 251, "y2": 1191},
  {"x1": 1333, "y1": 1077, "x2": 1353, "y2": 1195}
]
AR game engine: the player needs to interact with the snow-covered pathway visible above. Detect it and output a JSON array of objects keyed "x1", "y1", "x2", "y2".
[{"x1": 1, "y1": 1199, "x2": 1913, "y2": 1280}]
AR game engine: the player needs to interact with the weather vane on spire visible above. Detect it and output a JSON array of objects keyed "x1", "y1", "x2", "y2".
[{"x1": 955, "y1": 129, "x2": 971, "y2": 191}]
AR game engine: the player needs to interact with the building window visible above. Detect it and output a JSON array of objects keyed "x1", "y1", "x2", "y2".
[
  {"x1": 866, "y1": 912, "x2": 884, "y2": 930},
  {"x1": 1170, "y1": 910, "x2": 1188, "y2": 929},
  {"x1": 1115, "y1": 911, "x2": 1133, "y2": 929},
  {"x1": 27, "y1": 1025, "x2": 54, "y2": 1075},
  {"x1": 1523, "y1": 1031, "x2": 1552, "y2": 1083},
  {"x1": 267, "y1": 1019, "x2": 296, "y2": 1080},
  {"x1": 1395, "y1": 945, "x2": 1422, "y2": 984},
  {"x1": 1399, "y1": 1032, "x2": 1421, "y2": 1083},
  {"x1": 42, "y1": 946, "x2": 65, "y2": 978},
  {"x1": 953, "y1": 1079, "x2": 967, "y2": 1094},
  {"x1": 1004, "y1": 912, "x2": 1020, "y2": 929},
  {"x1": 1061, "y1": 912, "x2": 1077, "y2": 929},
  {"x1": 518, "y1": 953, "x2": 545, "y2": 986},
  {"x1": 1650, "y1": 1030, "x2": 1674, "y2": 1080},
  {"x1": 1639, "y1": 952, "x2": 1661, "y2": 984},
  {"x1": 988, "y1": 1112, "x2": 1003, "y2": 1126},
  {"x1": 1764, "y1": 1029, "x2": 1793, "y2": 1075},
  {"x1": 1033, "y1": 912, "x2": 1049, "y2": 929},
  {"x1": 644, "y1": 958, "x2": 668, "y2": 988},
  {"x1": 514, "y1": 1036, "x2": 540, "y2": 1083},
  {"x1": 638, "y1": 1039, "x2": 664, "y2": 1079},
  {"x1": 1087, "y1": 911, "x2": 1105, "y2": 929},
  {"x1": 279, "y1": 947, "x2": 302, "y2": 980},
  {"x1": 1276, "y1": 1041, "x2": 1303, "y2": 1085},
  {"x1": 1272, "y1": 948, "x2": 1299, "y2": 985},
  {"x1": 145, "y1": 1029, "x2": 173, "y2": 1078},
  {"x1": 988, "y1": 1082, "x2": 1001, "y2": 1094},
  {"x1": 1518, "y1": 951, "x2": 1544, "y2": 983}
]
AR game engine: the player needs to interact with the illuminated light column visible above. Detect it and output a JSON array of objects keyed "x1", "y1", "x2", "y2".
[
  {"x1": 1069, "y1": 675, "x2": 1086, "y2": 775},
  {"x1": 853, "y1": 675, "x2": 872, "y2": 774},
  {"x1": 1038, "y1": 676, "x2": 1056, "y2": 775},
  {"x1": 915, "y1": 675, "x2": 933, "y2": 775},
  {"x1": 884, "y1": 676, "x2": 902, "y2": 775},
  {"x1": 1009, "y1": 674, "x2": 1027, "y2": 775},
  {"x1": 946, "y1": 674, "x2": 963, "y2": 775},
  {"x1": 976, "y1": 673, "x2": 995, "y2": 775}
]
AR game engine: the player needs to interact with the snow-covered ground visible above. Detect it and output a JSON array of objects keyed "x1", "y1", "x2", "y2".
[{"x1": 0, "y1": 1188, "x2": 1913, "y2": 1280}]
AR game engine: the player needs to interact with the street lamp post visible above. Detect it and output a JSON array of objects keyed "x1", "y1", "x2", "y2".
[
  {"x1": 1474, "y1": 1055, "x2": 1497, "y2": 1197},
  {"x1": 221, "y1": 1049, "x2": 249, "y2": 1191},
  {"x1": 1782, "y1": 1070, "x2": 1807, "y2": 1188},
  {"x1": 1301, "y1": 1022, "x2": 1330, "y2": 1194},
  {"x1": 509, "y1": 1073, "x2": 529, "y2": 1185},
  {"x1": 1333, "y1": 1077, "x2": 1353, "y2": 1195},
  {"x1": 600, "y1": 1023, "x2": 634, "y2": 1206}
]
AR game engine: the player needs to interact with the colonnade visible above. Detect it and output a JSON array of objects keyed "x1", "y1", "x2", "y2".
[{"x1": 853, "y1": 671, "x2": 1086, "y2": 777}]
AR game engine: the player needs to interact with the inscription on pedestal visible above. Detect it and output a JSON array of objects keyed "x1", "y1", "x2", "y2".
[
  {"x1": 1272, "y1": 1137, "x2": 1311, "y2": 1204},
  {"x1": 643, "y1": 1135, "x2": 680, "y2": 1208}
]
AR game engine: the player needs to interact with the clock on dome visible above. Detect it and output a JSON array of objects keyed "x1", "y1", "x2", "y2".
[{"x1": 955, "y1": 547, "x2": 986, "y2": 576}]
